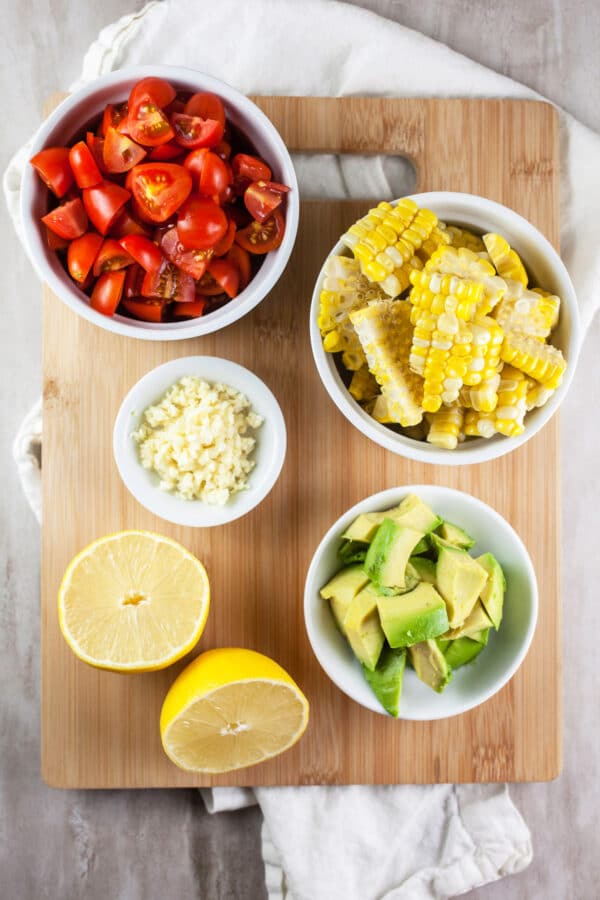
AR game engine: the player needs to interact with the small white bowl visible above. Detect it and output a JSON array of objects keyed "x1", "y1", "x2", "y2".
[
  {"x1": 113, "y1": 356, "x2": 286, "y2": 527},
  {"x1": 310, "y1": 192, "x2": 581, "y2": 465},
  {"x1": 304, "y1": 485, "x2": 538, "y2": 720},
  {"x1": 21, "y1": 65, "x2": 299, "y2": 341}
]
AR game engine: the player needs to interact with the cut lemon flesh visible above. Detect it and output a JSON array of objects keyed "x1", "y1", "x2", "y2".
[
  {"x1": 160, "y1": 648, "x2": 309, "y2": 773},
  {"x1": 58, "y1": 531, "x2": 209, "y2": 672}
]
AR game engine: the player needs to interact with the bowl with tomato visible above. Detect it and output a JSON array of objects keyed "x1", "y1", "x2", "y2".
[{"x1": 21, "y1": 66, "x2": 298, "y2": 339}]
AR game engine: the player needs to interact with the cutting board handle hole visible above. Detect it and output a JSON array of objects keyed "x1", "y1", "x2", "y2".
[{"x1": 290, "y1": 153, "x2": 417, "y2": 200}]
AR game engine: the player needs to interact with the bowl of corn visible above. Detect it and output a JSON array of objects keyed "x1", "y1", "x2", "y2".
[{"x1": 310, "y1": 192, "x2": 580, "y2": 464}]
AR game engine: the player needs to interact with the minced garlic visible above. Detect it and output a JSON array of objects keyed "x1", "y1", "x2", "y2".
[{"x1": 132, "y1": 376, "x2": 263, "y2": 505}]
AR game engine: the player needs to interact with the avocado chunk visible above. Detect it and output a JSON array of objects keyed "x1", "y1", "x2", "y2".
[
  {"x1": 471, "y1": 628, "x2": 490, "y2": 646},
  {"x1": 364, "y1": 519, "x2": 424, "y2": 591},
  {"x1": 342, "y1": 512, "x2": 384, "y2": 543},
  {"x1": 320, "y1": 564, "x2": 370, "y2": 631},
  {"x1": 362, "y1": 646, "x2": 406, "y2": 717},
  {"x1": 476, "y1": 552, "x2": 505, "y2": 630},
  {"x1": 376, "y1": 561, "x2": 420, "y2": 597},
  {"x1": 444, "y1": 637, "x2": 485, "y2": 669},
  {"x1": 409, "y1": 556, "x2": 437, "y2": 584},
  {"x1": 409, "y1": 640, "x2": 452, "y2": 693},
  {"x1": 411, "y1": 535, "x2": 430, "y2": 555},
  {"x1": 428, "y1": 533, "x2": 457, "y2": 557},
  {"x1": 436, "y1": 521, "x2": 475, "y2": 550},
  {"x1": 443, "y1": 600, "x2": 493, "y2": 639},
  {"x1": 338, "y1": 540, "x2": 368, "y2": 565},
  {"x1": 436, "y1": 545, "x2": 489, "y2": 628},
  {"x1": 343, "y1": 585, "x2": 385, "y2": 671},
  {"x1": 377, "y1": 583, "x2": 449, "y2": 648},
  {"x1": 389, "y1": 493, "x2": 442, "y2": 534}
]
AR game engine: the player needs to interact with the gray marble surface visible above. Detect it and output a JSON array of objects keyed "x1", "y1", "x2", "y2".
[{"x1": 1, "y1": 1, "x2": 598, "y2": 897}]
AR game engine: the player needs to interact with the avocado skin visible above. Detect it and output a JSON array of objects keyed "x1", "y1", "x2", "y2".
[
  {"x1": 444, "y1": 637, "x2": 485, "y2": 669},
  {"x1": 363, "y1": 646, "x2": 406, "y2": 717}
]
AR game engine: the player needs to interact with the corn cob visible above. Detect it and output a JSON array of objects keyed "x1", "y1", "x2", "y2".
[
  {"x1": 460, "y1": 372, "x2": 501, "y2": 413},
  {"x1": 416, "y1": 223, "x2": 452, "y2": 264},
  {"x1": 421, "y1": 315, "x2": 473, "y2": 412},
  {"x1": 348, "y1": 365, "x2": 380, "y2": 404},
  {"x1": 501, "y1": 331, "x2": 566, "y2": 388},
  {"x1": 424, "y1": 245, "x2": 507, "y2": 315},
  {"x1": 350, "y1": 300, "x2": 424, "y2": 426},
  {"x1": 463, "y1": 316, "x2": 504, "y2": 386},
  {"x1": 446, "y1": 225, "x2": 485, "y2": 253},
  {"x1": 483, "y1": 233, "x2": 528, "y2": 286},
  {"x1": 426, "y1": 404, "x2": 464, "y2": 450},
  {"x1": 341, "y1": 200, "x2": 438, "y2": 297},
  {"x1": 409, "y1": 269, "x2": 484, "y2": 321},
  {"x1": 464, "y1": 365, "x2": 528, "y2": 437},
  {"x1": 493, "y1": 281, "x2": 560, "y2": 339},
  {"x1": 525, "y1": 378, "x2": 555, "y2": 410},
  {"x1": 367, "y1": 394, "x2": 394, "y2": 423}
]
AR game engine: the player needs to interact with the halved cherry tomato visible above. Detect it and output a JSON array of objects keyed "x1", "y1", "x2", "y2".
[
  {"x1": 91, "y1": 270, "x2": 126, "y2": 316},
  {"x1": 196, "y1": 270, "x2": 226, "y2": 296},
  {"x1": 213, "y1": 139, "x2": 232, "y2": 161},
  {"x1": 42, "y1": 198, "x2": 88, "y2": 240},
  {"x1": 184, "y1": 92, "x2": 226, "y2": 128},
  {"x1": 119, "y1": 234, "x2": 164, "y2": 272},
  {"x1": 69, "y1": 141, "x2": 103, "y2": 188},
  {"x1": 129, "y1": 77, "x2": 176, "y2": 111},
  {"x1": 30, "y1": 147, "x2": 74, "y2": 198},
  {"x1": 172, "y1": 298, "x2": 206, "y2": 318},
  {"x1": 126, "y1": 78, "x2": 176, "y2": 147},
  {"x1": 198, "y1": 153, "x2": 231, "y2": 200},
  {"x1": 103, "y1": 127, "x2": 146, "y2": 173},
  {"x1": 109, "y1": 208, "x2": 152, "y2": 239},
  {"x1": 82, "y1": 181, "x2": 131, "y2": 234},
  {"x1": 46, "y1": 227, "x2": 70, "y2": 251},
  {"x1": 177, "y1": 196, "x2": 227, "y2": 250},
  {"x1": 208, "y1": 258, "x2": 239, "y2": 298},
  {"x1": 171, "y1": 113, "x2": 224, "y2": 150},
  {"x1": 211, "y1": 219, "x2": 236, "y2": 256},
  {"x1": 183, "y1": 147, "x2": 208, "y2": 184},
  {"x1": 67, "y1": 232, "x2": 103, "y2": 283},
  {"x1": 227, "y1": 244, "x2": 252, "y2": 289},
  {"x1": 142, "y1": 263, "x2": 195, "y2": 303},
  {"x1": 86, "y1": 132, "x2": 106, "y2": 174},
  {"x1": 160, "y1": 227, "x2": 212, "y2": 279},
  {"x1": 128, "y1": 163, "x2": 192, "y2": 223},
  {"x1": 235, "y1": 207, "x2": 285, "y2": 254},
  {"x1": 244, "y1": 181, "x2": 290, "y2": 223},
  {"x1": 92, "y1": 239, "x2": 134, "y2": 276},
  {"x1": 101, "y1": 102, "x2": 128, "y2": 137},
  {"x1": 121, "y1": 298, "x2": 165, "y2": 322},
  {"x1": 124, "y1": 263, "x2": 145, "y2": 298},
  {"x1": 231, "y1": 153, "x2": 272, "y2": 184},
  {"x1": 148, "y1": 141, "x2": 183, "y2": 161}
]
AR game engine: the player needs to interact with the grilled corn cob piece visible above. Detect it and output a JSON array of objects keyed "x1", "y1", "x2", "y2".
[
  {"x1": 501, "y1": 331, "x2": 566, "y2": 388},
  {"x1": 426, "y1": 404, "x2": 464, "y2": 450},
  {"x1": 464, "y1": 366, "x2": 528, "y2": 437},
  {"x1": 483, "y1": 233, "x2": 528, "y2": 286},
  {"x1": 349, "y1": 365, "x2": 380, "y2": 404},
  {"x1": 494, "y1": 281, "x2": 560, "y2": 339},
  {"x1": 342, "y1": 200, "x2": 437, "y2": 297},
  {"x1": 446, "y1": 225, "x2": 485, "y2": 253},
  {"x1": 350, "y1": 300, "x2": 424, "y2": 426},
  {"x1": 463, "y1": 316, "x2": 504, "y2": 386},
  {"x1": 460, "y1": 372, "x2": 501, "y2": 413}
]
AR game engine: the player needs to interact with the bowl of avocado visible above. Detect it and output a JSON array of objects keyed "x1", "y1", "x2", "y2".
[{"x1": 304, "y1": 486, "x2": 538, "y2": 720}]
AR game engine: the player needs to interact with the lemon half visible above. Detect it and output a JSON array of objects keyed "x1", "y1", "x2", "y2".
[
  {"x1": 160, "y1": 648, "x2": 309, "y2": 773},
  {"x1": 58, "y1": 531, "x2": 210, "y2": 672}
]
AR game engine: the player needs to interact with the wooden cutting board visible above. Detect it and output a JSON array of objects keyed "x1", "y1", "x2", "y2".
[{"x1": 41, "y1": 96, "x2": 561, "y2": 787}]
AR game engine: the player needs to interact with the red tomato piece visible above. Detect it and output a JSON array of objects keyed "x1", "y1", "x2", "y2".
[
  {"x1": 177, "y1": 196, "x2": 227, "y2": 250},
  {"x1": 126, "y1": 78, "x2": 176, "y2": 147},
  {"x1": 208, "y1": 258, "x2": 239, "y2": 298},
  {"x1": 119, "y1": 234, "x2": 164, "y2": 272},
  {"x1": 141, "y1": 263, "x2": 195, "y2": 303},
  {"x1": 196, "y1": 271, "x2": 227, "y2": 296},
  {"x1": 109, "y1": 208, "x2": 151, "y2": 239},
  {"x1": 231, "y1": 153, "x2": 272, "y2": 184},
  {"x1": 122, "y1": 298, "x2": 165, "y2": 322},
  {"x1": 244, "y1": 181, "x2": 290, "y2": 223},
  {"x1": 235, "y1": 207, "x2": 285, "y2": 254},
  {"x1": 183, "y1": 147, "x2": 209, "y2": 184},
  {"x1": 128, "y1": 163, "x2": 192, "y2": 223},
  {"x1": 123, "y1": 263, "x2": 146, "y2": 298},
  {"x1": 103, "y1": 127, "x2": 146, "y2": 173},
  {"x1": 92, "y1": 238, "x2": 134, "y2": 277},
  {"x1": 129, "y1": 77, "x2": 176, "y2": 111},
  {"x1": 198, "y1": 153, "x2": 231, "y2": 200},
  {"x1": 86, "y1": 132, "x2": 106, "y2": 174},
  {"x1": 184, "y1": 92, "x2": 226, "y2": 128},
  {"x1": 45, "y1": 227, "x2": 70, "y2": 251},
  {"x1": 101, "y1": 102, "x2": 128, "y2": 137},
  {"x1": 172, "y1": 298, "x2": 206, "y2": 318},
  {"x1": 171, "y1": 113, "x2": 224, "y2": 150},
  {"x1": 148, "y1": 141, "x2": 183, "y2": 161},
  {"x1": 68, "y1": 141, "x2": 103, "y2": 189},
  {"x1": 160, "y1": 227, "x2": 213, "y2": 279},
  {"x1": 90, "y1": 270, "x2": 126, "y2": 317},
  {"x1": 82, "y1": 181, "x2": 131, "y2": 234},
  {"x1": 30, "y1": 147, "x2": 74, "y2": 198},
  {"x1": 211, "y1": 219, "x2": 236, "y2": 256},
  {"x1": 67, "y1": 232, "x2": 103, "y2": 283},
  {"x1": 42, "y1": 198, "x2": 88, "y2": 240},
  {"x1": 227, "y1": 244, "x2": 252, "y2": 289}
]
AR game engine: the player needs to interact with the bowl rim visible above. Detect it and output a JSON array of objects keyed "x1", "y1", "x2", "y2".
[
  {"x1": 112, "y1": 355, "x2": 287, "y2": 526},
  {"x1": 304, "y1": 484, "x2": 539, "y2": 720},
  {"x1": 21, "y1": 64, "x2": 299, "y2": 341},
  {"x1": 310, "y1": 190, "x2": 581, "y2": 465}
]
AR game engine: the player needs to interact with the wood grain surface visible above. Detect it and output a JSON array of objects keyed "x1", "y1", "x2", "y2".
[{"x1": 41, "y1": 96, "x2": 561, "y2": 788}]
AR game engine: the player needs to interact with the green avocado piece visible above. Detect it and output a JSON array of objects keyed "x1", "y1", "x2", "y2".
[
  {"x1": 411, "y1": 536, "x2": 430, "y2": 555},
  {"x1": 436, "y1": 521, "x2": 476, "y2": 550},
  {"x1": 444, "y1": 600, "x2": 493, "y2": 639},
  {"x1": 388, "y1": 494, "x2": 442, "y2": 534},
  {"x1": 377, "y1": 582, "x2": 449, "y2": 648},
  {"x1": 444, "y1": 637, "x2": 485, "y2": 669},
  {"x1": 364, "y1": 519, "x2": 424, "y2": 590},
  {"x1": 409, "y1": 556, "x2": 437, "y2": 584},
  {"x1": 436, "y1": 545, "x2": 489, "y2": 628},
  {"x1": 342, "y1": 512, "x2": 384, "y2": 543},
  {"x1": 409, "y1": 640, "x2": 452, "y2": 693},
  {"x1": 338, "y1": 540, "x2": 368, "y2": 565},
  {"x1": 320, "y1": 564, "x2": 370, "y2": 631},
  {"x1": 476, "y1": 552, "x2": 505, "y2": 630},
  {"x1": 362, "y1": 645, "x2": 406, "y2": 717},
  {"x1": 343, "y1": 585, "x2": 385, "y2": 671},
  {"x1": 428, "y1": 533, "x2": 457, "y2": 557},
  {"x1": 375, "y1": 561, "x2": 420, "y2": 597},
  {"x1": 471, "y1": 628, "x2": 490, "y2": 646}
]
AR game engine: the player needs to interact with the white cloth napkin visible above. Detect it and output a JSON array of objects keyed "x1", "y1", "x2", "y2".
[{"x1": 9, "y1": 0, "x2": 600, "y2": 896}]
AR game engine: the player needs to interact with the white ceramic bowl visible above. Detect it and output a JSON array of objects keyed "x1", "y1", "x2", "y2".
[
  {"x1": 304, "y1": 485, "x2": 538, "y2": 720},
  {"x1": 113, "y1": 356, "x2": 286, "y2": 526},
  {"x1": 310, "y1": 192, "x2": 581, "y2": 465},
  {"x1": 21, "y1": 65, "x2": 299, "y2": 340}
]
